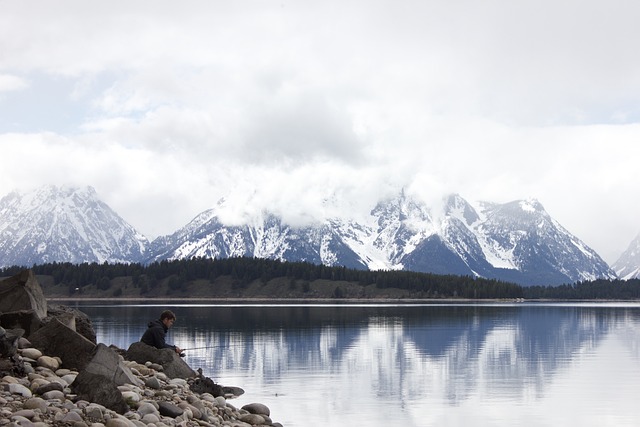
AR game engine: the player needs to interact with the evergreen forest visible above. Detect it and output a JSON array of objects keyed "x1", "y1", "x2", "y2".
[{"x1": 1, "y1": 257, "x2": 639, "y2": 300}]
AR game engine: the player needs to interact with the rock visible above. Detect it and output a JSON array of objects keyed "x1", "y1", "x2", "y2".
[
  {"x1": 144, "y1": 376, "x2": 161, "y2": 390},
  {"x1": 0, "y1": 270, "x2": 48, "y2": 319},
  {"x1": 21, "y1": 348, "x2": 43, "y2": 360},
  {"x1": 28, "y1": 318, "x2": 96, "y2": 371},
  {"x1": 241, "y1": 413, "x2": 266, "y2": 424},
  {"x1": 222, "y1": 385, "x2": 245, "y2": 398},
  {"x1": 105, "y1": 417, "x2": 133, "y2": 427},
  {"x1": 71, "y1": 371, "x2": 129, "y2": 415},
  {"x1": 23, "y1": 397, "x2": 48, "y2": 413},
  {"x1": 0, "y1": 326, "x2": 24, "y2": 358},
  {"x1": 82, "y1": 344, "x2": 143, "y2": 387},
  {"x1": 157, "y1": 401, "x2": 184, "y2": 418},
  {"x1": 124, "y1": 342, "x2": 195, "y2": 379},
  {"x1": 137, "y1": 402, "x2": 159, "y2": 417},
  {"x1": 62, "y1": 411, "x2": 84, "y2": 423},
  {"x1": 188, "y1": 370, "x2": 223, "y2": 397},
  {"x1": 36, "y1": 355, "x2": 60, "y2": 370},
  {"x1": 45, "y1": 305, "x2": 97, "y2": 344},
  {"x1": 34, "y1": 381, "x2": 64, "y2": 395},
  {"x1": 0, "y1": 310, "x2": 43, "y2": 337},
  {"x1": 6, "y1": 383, "x2": 32, "y2": 397},
  {"x1": 242, "y1": 402, "x2": 270, "y2": 417},
  {"x1": 13, "y1": 409, "x2": 36, "y2": 419},
  {"x1": 41, "y1": 390, "x2": 65, "y2": 400}
]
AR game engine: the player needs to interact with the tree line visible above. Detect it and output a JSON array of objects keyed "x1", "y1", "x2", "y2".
[{"x1": 1, "y1": 256, "x2": 639, "y2": 299}]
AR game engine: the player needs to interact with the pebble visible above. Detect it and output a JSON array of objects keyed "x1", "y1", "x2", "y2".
[{"x1": 0, "y1": 344, "x2": 282, "y2": 427}]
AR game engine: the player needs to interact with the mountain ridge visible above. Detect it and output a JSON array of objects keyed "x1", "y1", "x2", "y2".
[{"x1": 0, "y1": 185, "x2": 626, "y2": 285}]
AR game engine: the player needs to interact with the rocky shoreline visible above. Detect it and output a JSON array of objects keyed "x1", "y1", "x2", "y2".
[
  {"x1": 1, "y1": 270, "x2": 282, "y2": 427},
  {"x1": 1, "y1": 342, "x2": 280, "y2": 426}
]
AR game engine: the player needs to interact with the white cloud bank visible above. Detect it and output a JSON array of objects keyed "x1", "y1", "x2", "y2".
[{"x1": 0, "y1": 0, "x2": 639, "y2": 264}]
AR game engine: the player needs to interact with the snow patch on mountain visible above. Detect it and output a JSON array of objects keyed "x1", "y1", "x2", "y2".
[{"x1": 613, "y1": 232, "x2": 640, "y2": 280}]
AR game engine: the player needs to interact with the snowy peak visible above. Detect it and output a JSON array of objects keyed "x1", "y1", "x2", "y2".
[
  {"x1": 0, "y1": 187, "x2": 618, "y2": 286},
  {"x1": 613, "y1": 232, "x2": 640, "y2": 280},
  {"x1": 0, "y1": 185, "x2": 148, "y2": 267},
  {"x1": 145, "y1": 192, "x2": 616, "y2": 286}
]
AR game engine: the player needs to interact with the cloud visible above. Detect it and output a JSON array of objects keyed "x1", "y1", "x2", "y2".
[
  {"x1": 0, "y1": 74, "x2": 28, "y2": 92},
  {"x1": 1, "y1": 0, "x2": 640, "y2": 263}
]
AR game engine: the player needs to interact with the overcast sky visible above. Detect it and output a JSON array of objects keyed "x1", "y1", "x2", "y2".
[{"x1": 1, "y1": 0, "x2": 639, "y2": 264}]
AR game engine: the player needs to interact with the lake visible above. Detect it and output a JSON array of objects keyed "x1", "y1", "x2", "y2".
[{"x1": 66, "y1": 301, "x2": 640, "y2": 427}]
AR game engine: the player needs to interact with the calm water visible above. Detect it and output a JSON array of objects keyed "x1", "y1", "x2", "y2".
[{"x1": 68, "y1": 302, "x2": 640, "y2": 427}]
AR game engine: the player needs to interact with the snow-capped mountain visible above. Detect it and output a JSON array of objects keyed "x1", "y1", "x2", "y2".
[
  {"x1": 0, "y1": 185, "x2": 148, "y2": 267},
  {"x1": 612, "y1": 233, "x2": 640, "y2": 280},
  {"x1": 145, "y1": 200, "x2": 367, "y2": 270},
  {"x1": 146, "y1": 192, "x2": 616, "y2": 286}
]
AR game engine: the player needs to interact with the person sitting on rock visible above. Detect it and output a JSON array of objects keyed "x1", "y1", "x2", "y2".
[{"x1": 140, "y1": 310, "x2": 183, "y2": 355}]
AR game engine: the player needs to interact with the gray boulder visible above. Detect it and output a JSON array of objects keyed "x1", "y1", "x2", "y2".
[
  {"x1": 83, "y1": 343, "x2": 143, "y2": 387},
  {"x1": 28, "y1": 317, "x2": 96, "y2": 371},
  {"x1": 125, "y1": 341, "x2": 195, "y2": 379},
  {"x1": 0, "y1": 310, "x2": 43, "y2": 337},
  {"x1": 0, "y1": 326, "x2": 26, "y2": 377},
  {"x1": 0, "y1": 270, "x2": 47, "y2": 319},
  {"x1": 46, "y1": 304, "x2": 97, "y2": 344},
  {"x1": 0, "y1": 326, "x2": 23, "y2": 358},
  {"x1": 71, "y1": 370, "x2": 129, "y2": 414}
]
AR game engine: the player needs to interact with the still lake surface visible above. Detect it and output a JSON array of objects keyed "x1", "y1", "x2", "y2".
[{"x1": 68, "y1": 302, "x2": 640, "y2": 427}]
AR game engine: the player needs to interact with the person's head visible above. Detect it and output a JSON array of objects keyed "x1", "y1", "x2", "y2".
[{"x1": 160, "y1": 310, "x2": 176, "y2": 328}]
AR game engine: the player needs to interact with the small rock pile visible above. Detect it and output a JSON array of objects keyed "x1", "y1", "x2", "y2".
[{"x1": 1, "y1": 341, "x2": 281, "y2": 427}]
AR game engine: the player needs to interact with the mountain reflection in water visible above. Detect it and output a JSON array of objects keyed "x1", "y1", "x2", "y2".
[{"x1": 74, "y1": 302, "x2": 640, "y2": 427}]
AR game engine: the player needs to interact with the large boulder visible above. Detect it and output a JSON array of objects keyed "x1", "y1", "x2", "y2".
[
  {"x1": 0, "y1": 326, "x2": 26, "y2": 377},
  {"x1": 125, "y1": 341, "x2": 195, "y2": 379},
  {"x1": 0, "y1": 270, "x2": 47, "y2": 319},
  {"x1": 0, "y1": 326, "x2": 23, "y2": 358},
  {"x1": 45, "y1": 304, "x2": 97, "y2": 344},
  {"x1": 82, "y1": 343, "x2": 143, "y2": 387},
  {"x1": 0, "y1": 310, "x2": 42, "y2": 337},
  {"x1": 71, "y1": 370, "x2": 129, "y2": 414},
  {"x1": 28, "y1": 317, "x2": 96, "y2": 371}
]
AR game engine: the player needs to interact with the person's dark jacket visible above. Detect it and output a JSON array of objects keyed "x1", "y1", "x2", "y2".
[{"x1": 140, "y1": 319, "x2": 176, "y2": 350}]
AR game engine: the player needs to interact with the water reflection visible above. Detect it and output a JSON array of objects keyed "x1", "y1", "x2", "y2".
[{"x1": 74, "y1": 303, "x2": 640, "y2": 427}]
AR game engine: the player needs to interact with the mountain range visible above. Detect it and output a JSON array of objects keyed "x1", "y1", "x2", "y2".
[{"x1": 0, "y1": 185, "x2": 635, "y2": 286}]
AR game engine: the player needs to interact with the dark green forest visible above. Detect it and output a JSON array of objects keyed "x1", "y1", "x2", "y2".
[{"x1": 1, "y1": 257, "x2": 639, "y2": 300}]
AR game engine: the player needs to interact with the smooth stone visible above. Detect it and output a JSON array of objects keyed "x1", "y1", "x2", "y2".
[
  {"x1": 147, "y1": 363, "x2": 163, "y2": 372},
  {"x1": 42, "y1": 390, "x2": 65, "y2": 400},
  {"x1": 9, "y1": 415, "x2": 35, "y2": 426},
  {"x1": 121, "y1": 391, "x2": 140, "y2": 403},
  {"x1": 137, "y1": 402, "x2": 159, "y2": 417},
  {"x1": 105, "y1": 418, "x2": 132, "y2": 427},
  {"x1": 21, "y1": 348, "x2": 43, "y2": 359},
  {"x1": 61, "y1": 374, "x2": 78, "y2": 385},
  {"x1": 13, "y1": 409, "x2": 36, "y2": 419},
  {"x1": 37, "y1": 356, "x2": 60, "y2": 371},
  {"x1": 157, "y1": 401, "x2": 183, "y2": 418},
  {"x1": 85, "y1": 404, "x2": 104, "y2": 421},
  {"x1": 144, "y1": 377, "x2": 161, "y2": 390},
  {"x1": 8, "y1": 383, "x2": 33, "y2": 397},
  {"x1": 63, "y1": 411, "x2": 84, "y2": 422},
  {"x1": 2, "y1": 375, "x2": 19, "y2": 383},
  {"x1": 23, "y1": 397, "x2": 48, "y2": 412},
  {"x1": 141, "y1": 413, "x2": 160, "y2": 423},
  {"x1": 168, "y1": 378, "x2": 187, "y2": 387},
  {"x1": 242, "y1": 402, "x2": 270, "y2": 416},
  {"x1": 241, "y1": 413, "x2": 266, "y2": 425},
  {"x1": 35, "y1": 381, "x2": 64, "y2": 395}
]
